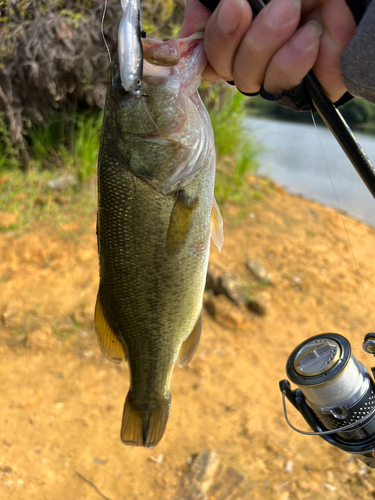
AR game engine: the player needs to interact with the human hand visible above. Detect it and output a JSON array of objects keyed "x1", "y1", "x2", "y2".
[{"x1": 180, "y1": 0, "x2": 357, "y2": 102}]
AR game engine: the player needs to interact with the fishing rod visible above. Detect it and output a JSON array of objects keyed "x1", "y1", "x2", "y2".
[{"x1": 200, "y1": 0, "x2": 375, "y2": 199}]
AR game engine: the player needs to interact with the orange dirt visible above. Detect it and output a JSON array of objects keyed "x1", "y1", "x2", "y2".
[{"x1": 1, "y1": 176, "x2": 375, "y2": 499}]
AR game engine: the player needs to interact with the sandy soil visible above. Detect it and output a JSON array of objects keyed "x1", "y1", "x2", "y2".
[{"x1": 1, "y1": 176, "x2": 375, "y2": 499}]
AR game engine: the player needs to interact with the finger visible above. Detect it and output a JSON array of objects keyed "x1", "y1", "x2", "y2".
[
  {"x1": 263, "y1": 20, "x2": 323, "y2": 94},
  {"x1": 301, "y1": 0, "x2": 356, "y2": 101},
  {"x1": 312, "y1": 17, "x2": 356, "y2": 100},
  {"x1": 204, "y1": 0, "x2": 252, "y2": 81},
  {"x1": 180, "y1": 0, "x2": 212, "y2": 37},
  {"x1": 233, "y1": 0, "x2": 301, "y2": 94},
  {"x1": 202, "y1": 62, "x2": 222, "y2": 82}
]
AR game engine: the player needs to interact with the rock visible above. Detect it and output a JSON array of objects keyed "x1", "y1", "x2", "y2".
[
  {"x1": 1, "y1": 305, "x2": 23, "y2": 331},
  {"x1": 0, "y1": 212, "x2": 18, "y2": 230},
  {"x1": 206, "y1": 264, "x2": 246, "y2": 306},
  {"x1": 357, "y1": 465, "x2": 368, "y2": 477},
  {"x1": 247, "y1": 291, "x2": 270, "y2": 316},
  {"x1": 171, "y1": 482, "x2": 207, "y2": 500},
  {"x1": 172, "y1": 450, "x2": 254, "y2": 500},
  {"x1": 205, "y1": 296, "x2": 250, "y2": 330},
  {"x1": 92, "y1": 457, "x2": 107, "y2": 465},
  {"x1": 149, "y1": 454, "x2": 164, "y2": 464},
  {"x1": 1, "y1": 305, "x2": 18, "y2": 326},
  {"x1": 246, "y1": 260, "x2": 273, "y2": 284},
  {"x1": 82, "y1": 350, "x2": 94, "y2": 358},
  {"x1": 284, "y1": 460, "x2": 293, "y2": 473},
  {"x1": 291, "y1": 276, "x2": 303, "y2": 290},
  {"x1": 205, "y1": 262, "x2": 223, "y2": 292},
  {"x1": 321, "y1": 483, "x2": 336, "y2": 492},
  {"x1": 0, "y1": 466, "x2": 12, "y2": 473},
  {"x1": 47, "y1": 173, "x2": 77, "y2": 190},
  {"x1": 26, "y1": 324, "x2": 54, "y2": 350},
  {"x1": 218, "y1": 273, "x2": 246, "y2": 307}
]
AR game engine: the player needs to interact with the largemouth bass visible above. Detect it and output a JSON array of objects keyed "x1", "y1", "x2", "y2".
[{"x1": 95, "y1": 34, "x2": 223, "y2": 449}]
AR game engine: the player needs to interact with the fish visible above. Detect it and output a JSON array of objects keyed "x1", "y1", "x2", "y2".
[{"x1": 95, "y1": 33, "x2": 223, "y2": 449}]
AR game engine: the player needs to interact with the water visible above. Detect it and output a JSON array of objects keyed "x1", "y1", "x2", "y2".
[{"x1": 244, "y1": 117, "x2": 375, "y2": 226}]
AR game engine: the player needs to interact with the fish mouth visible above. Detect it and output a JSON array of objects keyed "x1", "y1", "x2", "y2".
[
  {"x1": 142, "y1": 34, "x2": 206, "y2": 94},
  {"x1": 138, "y1": 35, "x2": 207, "y2": 140}
]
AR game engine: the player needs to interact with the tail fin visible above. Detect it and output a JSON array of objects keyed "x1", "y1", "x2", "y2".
[{"x1": 120, "y1": 392, "x2": 171, "y2": 449}]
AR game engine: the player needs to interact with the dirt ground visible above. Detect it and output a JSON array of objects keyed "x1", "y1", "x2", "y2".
[{"x1": 2, "y1": 175, "x2": 375, "y2": 499}]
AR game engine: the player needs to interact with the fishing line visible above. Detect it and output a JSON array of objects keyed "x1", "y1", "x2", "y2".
[
  {"x1": 101, "y1": 0, "x2": 112, "y2": 64},
  {"x1": 310, "y1": 108, "x2": 375, "y2": 331}
]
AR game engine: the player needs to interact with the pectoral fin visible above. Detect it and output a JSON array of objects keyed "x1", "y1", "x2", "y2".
[
  {"x1": 94, "y1": 294, "x2": 126, "y2": 364},
  {"x1": 167, "y1": 190, "x2": 198, "y2": 254},
  {"x1": 178, "y1": 311, "x2": 202, "y2": 368},
  {"x1": 210, "y1": 197, "x2": 224, "y2": 252}
]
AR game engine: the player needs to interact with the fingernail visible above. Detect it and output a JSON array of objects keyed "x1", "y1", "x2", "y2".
[
  {"x1": 266, "y1": 0, "x2": 300, "y2": 30},
  {"x1": 217, "y1": 0, "x2": 245, "y2": 34},
  {"x1": 293, "y1": 21, "x2": 323, "y2": 50}
]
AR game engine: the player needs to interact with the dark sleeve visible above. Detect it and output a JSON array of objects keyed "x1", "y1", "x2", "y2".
[{"x1": 341, "y1": 1, "x2": 375, "y2": 104}]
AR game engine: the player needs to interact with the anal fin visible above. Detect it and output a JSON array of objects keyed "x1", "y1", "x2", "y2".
[
  {"x1": 178, "y1": 311, "x2": 202, "y2": 368},
  {"x1": 94, "y1": 293, "x2": 126, "y2": 364},
  {"x1": 121, "y1": 392, "x2": 171, "y2": 449}
]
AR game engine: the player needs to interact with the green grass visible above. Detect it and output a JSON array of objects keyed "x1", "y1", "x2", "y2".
[
  {"x1": 0, "y1": 167, "x2": 96, "y2": 236},
  {"x1": 0, "y1": 110, "x2": 101, "y2": 234},
  {"x1": 23, "y1": 110, "x2": 103, "y2": 181},
  {"x1": 205, "y1": 86, "x2": 261, "y2": 206},
  {"x1": 67, "y1": 112, "x2": 103, "y2": 182}
]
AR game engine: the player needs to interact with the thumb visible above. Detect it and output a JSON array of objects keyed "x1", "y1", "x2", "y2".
[{"x1": 180, "y1": 0, "x2": 212, "y2": 37}]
